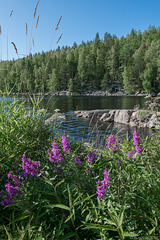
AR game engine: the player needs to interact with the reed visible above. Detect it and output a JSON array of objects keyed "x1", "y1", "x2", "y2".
[
  {"x1": 50, "y1": 16, "x2": 62, "y2": 49},
  {"x1": 32, "y1": 38, "x2": 34, "y2": 48},
  {"x1": 0, "y1": 25, "x2": 2, "y2": 61},
  {"x1": 29, "y1": 0, "x2": 40, "y2": 54},
  {"x1": 26, "y1": 23, "x2": 28, "y2": 56},
  {"x1": 10, "y1": 10, "x2": 13, "y2": 18},
  {"x1": 36, "y1": 15, "x2": 39, "y2": 28},
  {"x1": 31, "y1": 15, "x2": 40, "y2": 53},
  {"x1": 56, "y1": 33, "x2": 63, "y2": 44},
  {"x1": 34, "y1": 0, "x2": 40, "y2": 18},
  {"x1": 11, "y1": 41, "x2": 18, "y2": 56},
  {"x1": 55, "y1": 15, "x2": 62, "y2": 31},
  {"x1": 7, "y1": 10, "x2": 14, "y2": 60}
]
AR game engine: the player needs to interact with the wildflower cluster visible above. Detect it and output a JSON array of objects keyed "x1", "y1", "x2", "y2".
[
  {"x1": 128, "y1": 130, "x2": 143, "y2": 158},
  {"x1": 0, "y1": 152, "x2": 41, "y2": 207},
  {"x1": 133, "y1": 130, "x2": 143, "y2": 155},
  {"x1": 96, "y1": 169, "x2": 110, "y2": 199},
  {"x1": 21, "y1": 153, "x2": 40, "y2": 177},
  {"x1": 85, "y1": 151, "x2": 97, "y2": 163},
  {"x1": 0, "y1": 172, "x2": 23, "y2": 207},
  {"x1": 106, "y1": 134, "x2": 119, "y2": 152},
  {"x1": 62, "y1": 131, "x2": 71, "y2": 153},
  {"x1": 47, "y1": 139, "x2": 64, "y2": 172}
]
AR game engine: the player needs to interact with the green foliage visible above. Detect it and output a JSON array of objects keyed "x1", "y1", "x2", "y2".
[
  {"x1": 0, "y1": 93, "x2": 53, "y2": 184},
  {"x1": 1, "y1": 26, "x2": 160, "y2": 94},
  {"x1": 0, "y1": 96, "x2": 160, "y2": 239}
]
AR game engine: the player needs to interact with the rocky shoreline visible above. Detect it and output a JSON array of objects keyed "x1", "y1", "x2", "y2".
[
  {"x1": 74, "y1": 109, "x2": 160, "y2": 129},
  {"x1": 7, "y1": 90, "x2": 149, "y2": 97}
]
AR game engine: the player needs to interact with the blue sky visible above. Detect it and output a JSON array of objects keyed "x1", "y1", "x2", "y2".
[{"x1": 0, "y1": 0, "x2": 160, "y2": 60}]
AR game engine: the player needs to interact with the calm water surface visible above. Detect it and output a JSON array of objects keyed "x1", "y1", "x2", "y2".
[{"x1": 42, "y1": 95, "x2": 145, "y2": 113}]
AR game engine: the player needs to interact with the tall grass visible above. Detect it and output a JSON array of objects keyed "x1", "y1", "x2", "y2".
[{"x1": 0, "y1": 93, "x2": 52, "y2": 179}]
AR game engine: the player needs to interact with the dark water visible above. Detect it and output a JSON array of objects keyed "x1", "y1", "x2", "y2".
[
  {"x1": 40, "y1": 95, "x2": 156, "y2": 147},
  {"x1": 2, "y1": 95, "x2": 156, "y2": 147},
  {"x1": 42, "y1": 95, "x2": 145, "y2": 113}
]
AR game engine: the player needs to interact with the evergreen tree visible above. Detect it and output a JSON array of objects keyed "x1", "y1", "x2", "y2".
[{"x1": 0, "y1": 26, "x2": 160, "y2": 94}]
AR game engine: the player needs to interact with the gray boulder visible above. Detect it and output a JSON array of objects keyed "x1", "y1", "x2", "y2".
[{"x1": 114, "y1": 110, "x2": 132, "y2": 124}]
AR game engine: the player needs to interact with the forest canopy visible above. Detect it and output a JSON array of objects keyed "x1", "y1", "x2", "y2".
[{"x1": 0, "y1": 25, "x2": 160, "y2": 94}]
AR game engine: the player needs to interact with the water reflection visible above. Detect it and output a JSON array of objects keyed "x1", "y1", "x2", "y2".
[{"x1": 41, "y1": 95, "x2": 146, "y2": 113}]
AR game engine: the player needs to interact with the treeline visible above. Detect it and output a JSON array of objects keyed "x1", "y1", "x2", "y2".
[{"x1": 0, "y1": 25, "x2": 160, "y2": 94}]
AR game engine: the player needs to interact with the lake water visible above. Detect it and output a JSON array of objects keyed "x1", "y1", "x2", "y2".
[
  {"x1": 40, "y1": 95, "x2": 156, "y2": 147},
  {"x1": 3, "y1": 95, "x2": 156, "y2": 147}
]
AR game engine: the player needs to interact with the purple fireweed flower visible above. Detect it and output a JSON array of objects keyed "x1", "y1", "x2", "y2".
[
  {"x1": 133, "y1": 130, "x2": 143, "y2": 156},
  {"x1": 62, "y1": 131, "x2": 71, "y2": 153},
  {"x1": 48, "y1": 140, "x2": 64, "y2": 163},
  {"x1": 48, "y1": 140, "x2": 64, "y2": 171},
  {"x1": 135, "y1": 145, "x2": 143, "y2": 156},
  {"x1": 47, "y1": 149, "x2": 63, "y2": 164},
  {"x1": 5, "y1": 183, "x2": 19, "y2": 196},
  {"x1": 133, "y1": 130, "x2": 142, "y2": 146},
  {"x1": 74, "y1": 156, "x2": 81, "y2": 166},
  {"x1": 113, "y1": 143, "x2": 119, "y2": 152},
  {"x1": 0, "y1": 195, "x2": 15, "y2": 207},
  {"x1": 21, "y1": 153, "x2": 40, "y2": 177},
  {"x1": 106, "y1": 134, "x2": 115, "y2": 148},
  {"x1": 106, "y1": 134, "x2": 119, "y2": 152},
  {"x1": 96, "y1": 169, "x2": 110, "y2": 199},
  {"x1": 51, "y1": 140, "x2": 61, "y2": 155},
  {"x1": 0, "y1": 172, "x2": 23, "y2": 207},
  {"x1": 85, "y1": 151, "x2": 97, "y2": 163},
  {"x1": 7, "y1": 172, "x2": 22, "y2": 187}
]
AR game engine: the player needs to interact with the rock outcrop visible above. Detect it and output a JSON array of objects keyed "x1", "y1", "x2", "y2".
[{"x1": 74, "y1": 109, "x2": 160, "y2": 129}]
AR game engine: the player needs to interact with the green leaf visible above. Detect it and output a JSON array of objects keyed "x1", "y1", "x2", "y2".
[
  {"x1": 107, "y1": 211, "x2": 119, "y2": 227},
  {"x1": 46, "y1": 204, "x2": 70, "y2": 211},
  {"x1": 103, "y1": 218, "x2": 116, "y2": 226},
  {"x1": 72, "y1": 193, "x2": 95, "y2": 208},
  {"x1": 67, "y1": 184, "x2": 72, "y2": 208},
  {"x1": 83, "y1": 223, "x2": 118, "y2": 232},
  {"x1": 123, "y1": 232, "x2": 138, "y2": 237},
  {"x1": 55, "y1": 179, "x2": 65, "y2": 189},
  {"x1": 118, "y1": 203, "x2": 126, "y2": 227},
  {"x1": 58, "y1": 232, "x2": 76, "y2": 240},
  {"x1": 10, "y1": 215, "x2": 30, "y2": 224},
  {"x1": 3, "y1": 225, "x2": 13, "y2": 240},
  {"x1": 64, "y1": 214, "x2": 73, "y2": 223},
  {"x1": 42, "y1": 176, "x2": 53, "y2": 186},
  {"x1": 148, "y1": 227, "x2": 156, "y2": 235},
  {"x1": 40, "y1": 190, "x2": 55, "y2": 196}
]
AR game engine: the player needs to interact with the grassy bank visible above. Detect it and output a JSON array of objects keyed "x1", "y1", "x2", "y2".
[{"x1": 0, "y1": 94, "x2": 160, "y2": 240}]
